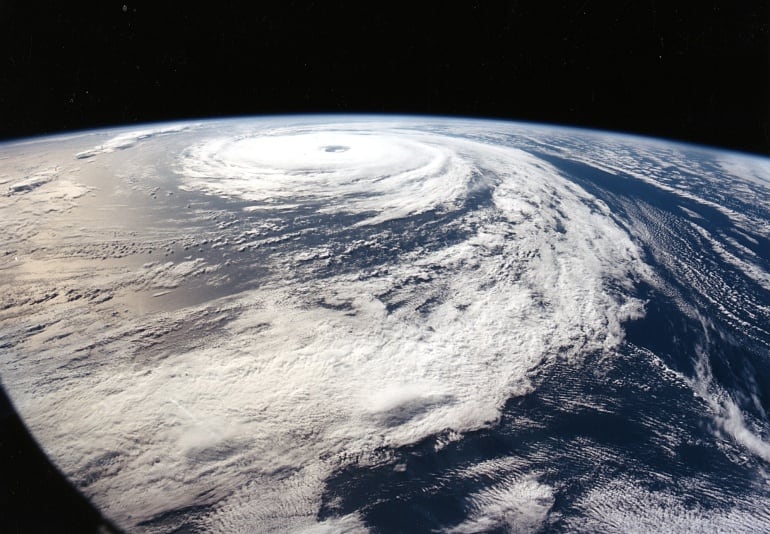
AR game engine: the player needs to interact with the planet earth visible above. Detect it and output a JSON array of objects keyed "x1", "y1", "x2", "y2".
[{"x1": 1, "y1": 115, "x2": 770, "y2": 532}]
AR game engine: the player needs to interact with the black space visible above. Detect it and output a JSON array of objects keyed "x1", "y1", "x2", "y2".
[{"x1": 0, "y1": 1, "x2": 769, "y2": 154}]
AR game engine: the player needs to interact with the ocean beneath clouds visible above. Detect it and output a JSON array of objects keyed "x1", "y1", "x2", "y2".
[{"x1": 1, "y1": 116, "x2": 769, "y2": 532}]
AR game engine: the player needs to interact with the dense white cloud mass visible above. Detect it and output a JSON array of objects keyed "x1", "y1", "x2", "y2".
[
  {"x1": 1, "y1": 117, "x2": 769, "y2": 532},
  {"x1": 177, "y1": 127, "x2": 477, "y2": 226}
]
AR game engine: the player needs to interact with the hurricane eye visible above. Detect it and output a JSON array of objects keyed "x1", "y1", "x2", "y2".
[{"x1": 322, "y1": 145, "x2": 350, "y2": 153}]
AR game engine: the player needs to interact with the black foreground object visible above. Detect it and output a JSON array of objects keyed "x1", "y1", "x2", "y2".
[{"x1": 0, "y1": 382, "x2": 121, "y2": 533}]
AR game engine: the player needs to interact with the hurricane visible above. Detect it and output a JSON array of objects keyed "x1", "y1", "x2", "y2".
[{"x1": 1, "y1": 116, "x2": 769, "y2": 532}]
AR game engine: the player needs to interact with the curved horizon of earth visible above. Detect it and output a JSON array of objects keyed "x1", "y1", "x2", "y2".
[{"x1": 1, "y1": 115, "x2": 769, "y2": 532}]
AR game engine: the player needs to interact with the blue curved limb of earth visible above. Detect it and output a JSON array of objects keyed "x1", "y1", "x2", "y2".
[{"x1": 1, "y1": 115, "x2": 770, "y2": 532}]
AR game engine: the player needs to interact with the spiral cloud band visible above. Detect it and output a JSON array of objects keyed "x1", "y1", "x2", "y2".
[{"x1": 177, "y1": 127, "x2": 479, "y2": 225}]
